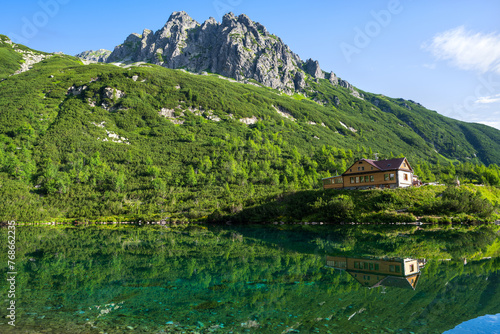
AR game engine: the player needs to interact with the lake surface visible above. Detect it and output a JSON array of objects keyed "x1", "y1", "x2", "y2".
[{"x1": 1, "y1": 223, "x2": 499, "y2": 333}]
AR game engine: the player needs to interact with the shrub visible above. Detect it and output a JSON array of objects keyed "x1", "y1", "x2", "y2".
[
  {"x1": 323, "y1": 195, "x2": 355, "y2": 222},
  {"x1": 439, "y1": 187, "x2": 494, "y2": 217}
]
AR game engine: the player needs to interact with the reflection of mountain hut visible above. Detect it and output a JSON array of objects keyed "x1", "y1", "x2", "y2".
[{"x1": 326, "y1": 255, "x2": 425, "y2": 290}]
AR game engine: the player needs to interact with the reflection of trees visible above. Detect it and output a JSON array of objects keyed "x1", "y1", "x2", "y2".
[{"x1": 0, "y1": 225, "x2": 499, "y2": 333}]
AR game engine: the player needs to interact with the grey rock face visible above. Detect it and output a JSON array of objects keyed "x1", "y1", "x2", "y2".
[
  {"x1": 76, "y1": 11, "x2": 362, "y2": 96},
  {"x1": 78, "y1": 11, "x2": 323, "y2": 92},
  {"x1": 304, "y1": 59, "x2": 324, "y2": 79},
  {"x1": 67, "y1": 85, "x2": 87, "y2": 96},
  {"x1": 76, "y1": 49, "x2": 111, "y2": 63},
  {"x1": 294, "y1": 71, "x2": 306, "y2": 90},
  {"x1": 103, "y1": 87, "x2": 125, "y2": 99},
  {"x1": 329, "y1": 72, "x2": 338, "y2": 85},
  {"x1": 339, "y1": 79, "x2": 352, "y2": 90}
]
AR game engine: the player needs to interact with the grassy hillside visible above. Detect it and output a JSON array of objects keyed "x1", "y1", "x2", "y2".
[
  {"x1": 225, "y1": 185, "x2": 500, "y2": 224},
  {"x1": 363, "y1": 92, "x2": 500, "y2": 165},
  {"x1": 0, "y1": 34, "x2": 23, "y2": 78},
  {"x1": 0, "y1": 38, "x2": 499, "y2": 222}
]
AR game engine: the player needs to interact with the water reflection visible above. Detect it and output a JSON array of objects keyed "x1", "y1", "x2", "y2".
[
  {"x1": 326, "y1": 255, "x2": 426, "y2": 289},
  {"x1": 0, "y1": 224, "x2": 498, "y2": 334},
  {"x1": 444, "y1": 313, "x2": 500, "y2": 334}
]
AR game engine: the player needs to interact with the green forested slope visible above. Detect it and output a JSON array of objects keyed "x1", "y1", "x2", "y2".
[
  {"x1": 363, "y1": 92, "x2": 500, "y2": 164},
  {"x1": 0, "y1": 37, "x2": 499, "y2": 222},
  {"x1": 0, "y1": 34, "x2": 23, "y2": 78}
]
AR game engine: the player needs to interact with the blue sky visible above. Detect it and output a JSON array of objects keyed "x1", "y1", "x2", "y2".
[{"x1": 2, "y1": 0, "x2": 500, "y2": 129}]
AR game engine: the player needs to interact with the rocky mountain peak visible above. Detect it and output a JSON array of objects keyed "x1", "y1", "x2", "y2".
[
  {"x1": 222, "y1": 12, "x2": 237, "y2": 23},
  {"x1": 166, "y1": 11, "x2": 196, "y2": 24},
  {"x1": 77, "y1": 12, "x2": 358, "y2": 95},
  {"x1": 75, "y1": 49, "x2": 111, "y2": 64},
  {"x1": 304, "y1": 59, "x2": 324, "y2": 79},
  {"x1": 203, "y1": 17, "x2": 218, "y2": 26}
]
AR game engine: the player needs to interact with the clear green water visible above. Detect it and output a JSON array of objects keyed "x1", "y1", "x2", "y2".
[{"x1": 1, "y1": 224, "x2": 499, "y2": 333}]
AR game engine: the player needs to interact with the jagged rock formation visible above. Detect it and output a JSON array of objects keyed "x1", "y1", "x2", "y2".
[
  {"x1": 13, "y1": 50, "x2": 50, "y2": 74},
  {"x1": 76, "y1": 11, "x2": 359, "y2": 95},
  {"x1": 328, "y1": 72, "x2": 338, "y2": 85},
  {"x1": 75, "y1": 49, "x2": 111, "y2": 64},
  {"x1": 304, "y1": 59, "x2": 324, "y2": 79}
]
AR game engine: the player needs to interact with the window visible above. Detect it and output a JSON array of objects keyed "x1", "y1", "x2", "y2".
[
  {"x1": 389, "y1": 265, "x2": 395, "y2": 272},
  {"x1": 395, "y1": 265, "x2": 400, "y2": 273},
  {"x1": 362, "y1": 167, "x2": 365, "y2": 171},
  {"x1": 350, "y1": 177, "x2": 355, "y2": 184},
  {"x1": 371, "y1": 167, "x2": 374, "y2": 170},
  {"x1": 350, "y1": 169, "x2": 352, "y2": 172},
  {"x1": 355, "y1": 177, "x2": 360, "y2": 183},
  {"x1": 358, "y1": 167, "x2": 361, "y2": 171},
  {"x1": 335, "y1": 178, "x2": 343, "y2": 184},
  {"x1": 354, "y1": 262, "x2": 360, "y2": 269},
  {"x1": 409, "y1": 264, "x2": 415, "y2": 272},
  {"x1": 384, "y1": 174, "x2": 389, "y2": 181},
  {"x1": 390, "y1": 174, "x2": 395, "y2": 180},
  {"x1": 370, "y1": 175, "x2": 375, "y2": 182},
  {"x1": 363, "y1": 262, "x2": 368, "y2": 269},
  {"x1": 375, "y1": 263, "x2": 379, "y2": 270},
  {"x1": 404, "y1": 173, "x2": 408, "y2": 181},
  {"x1": 369, "y1": 263, "x2": 374, "y2": 270}
]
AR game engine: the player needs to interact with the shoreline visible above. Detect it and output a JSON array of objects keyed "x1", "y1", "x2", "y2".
[{"x1": 2, "y1": 219, "x2": 499, "y2": 227}]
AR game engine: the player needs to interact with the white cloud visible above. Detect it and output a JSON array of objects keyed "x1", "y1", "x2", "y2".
[
  {"x1": 476, "y1": 93, "x2": 500, "y2": 104},
  {"x1": 422, "y1": 63, "x2": 436, "y2": 70},
  {"x1": 424, "y1": 26, "x2": 500, "y2": 74},
  {"x1": 478, "y1": 121, "x2": 500, "y2": 130}
]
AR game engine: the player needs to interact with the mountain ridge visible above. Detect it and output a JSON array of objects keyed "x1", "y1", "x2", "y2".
[{"x1": 76, "y1": 11, "x2": 362, "y2": 97}]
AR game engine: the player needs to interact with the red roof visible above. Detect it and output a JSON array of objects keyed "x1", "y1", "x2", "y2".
[
  {"x1": 368, "y1": 158, "x2": 408, "y2": 171},
  {"x1": 341, "y1": 157, "x2": 413, "y2": 177}
]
